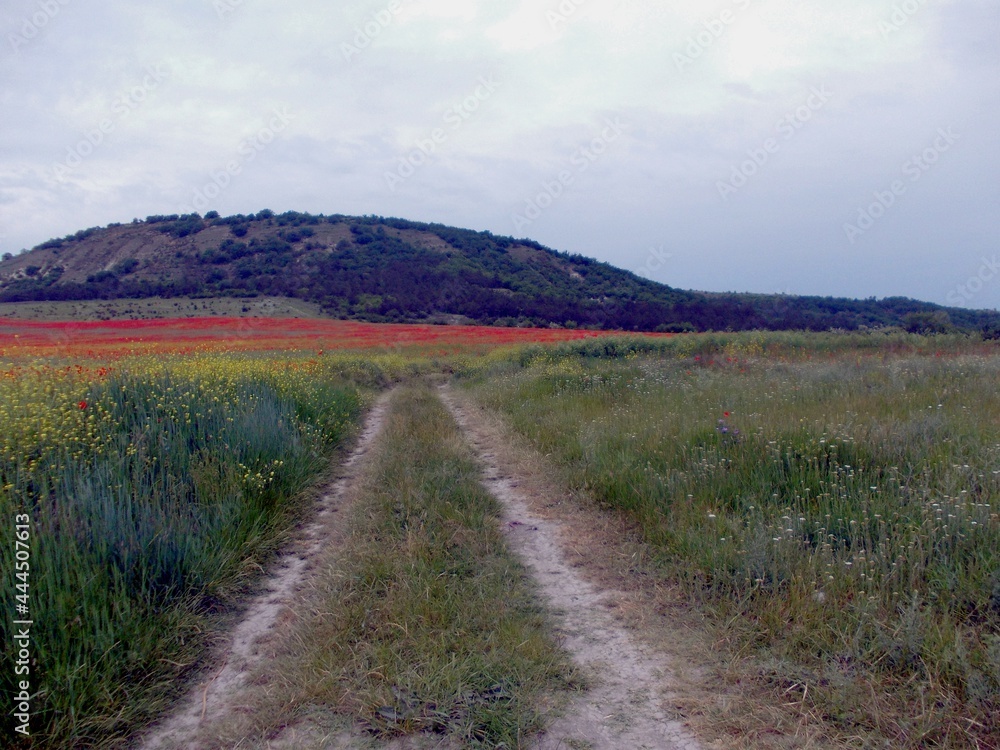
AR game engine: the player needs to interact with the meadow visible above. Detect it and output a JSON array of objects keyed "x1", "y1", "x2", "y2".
[
  {"x1": 461, "y1": 332, "x2": 1000, "y2": 748},
  {"x1": 0, "y1": 317, "x2": 618, "y2": 748},
  {"x1": 0, "y1": 316, "x2": 633, "y2": 360},
  {"x1": 1, "y1": 321, "x2": 998, "y2": 749}
]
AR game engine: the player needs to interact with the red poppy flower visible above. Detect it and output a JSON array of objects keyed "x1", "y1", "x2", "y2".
[
  {"x1": 78, "y1": 400, "x2": 88, "y2": 410},
  {"x1": 723, "y1": 411, "x2": 730, "y2": 417}
]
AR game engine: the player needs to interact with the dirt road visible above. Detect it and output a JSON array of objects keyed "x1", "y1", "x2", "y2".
[
  {"x1": 138, "y1": 385, "x2": 703, "y2": 750},
  {"x1": 138, "y1": 391, "x2": 395, "y2": 750},
  {"x1": 440, "y1": 385, "x2": 701, "y2": 750}
]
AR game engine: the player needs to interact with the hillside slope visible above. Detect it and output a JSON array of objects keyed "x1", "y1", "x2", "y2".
[{"x1": 1, "y1": 211, "x2": 996, "y2": 333}]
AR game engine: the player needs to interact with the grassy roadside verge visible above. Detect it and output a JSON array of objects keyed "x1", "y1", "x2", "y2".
[
  {"x1": 239, "y1": 383, "x2": 577, "y2": 748},
  {"x1": 0, "y1": 356, "x2": 377, "y2": 749},
  {"x1": 460, "y1": 342, "x2": 1000, "y2": 748}
]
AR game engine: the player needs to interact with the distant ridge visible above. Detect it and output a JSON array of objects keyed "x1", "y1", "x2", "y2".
[{"x1": 1, "y1": 211, "x2": 997, "y2": 333}]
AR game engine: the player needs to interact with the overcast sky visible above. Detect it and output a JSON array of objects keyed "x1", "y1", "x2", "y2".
[{"x1": 1, "y1": 0, "x2": 997, "y2": 309}]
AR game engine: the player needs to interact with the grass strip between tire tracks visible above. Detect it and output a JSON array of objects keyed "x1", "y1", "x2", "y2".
[{"x1": 250, "y1": 383, "x2": 579, "y2": 748}]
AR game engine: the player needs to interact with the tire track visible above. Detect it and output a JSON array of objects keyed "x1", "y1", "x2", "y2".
[
  {"x1": 139, "y1": 390, "x2": 395, "y2": 750},
  {"x1": 439, "y1": 385, "x2": 702, "y2": 750}
]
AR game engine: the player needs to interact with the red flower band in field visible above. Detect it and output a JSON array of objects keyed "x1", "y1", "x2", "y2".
[{"x1": 0, "y1": 317, "x2": 675, "y2": 358}]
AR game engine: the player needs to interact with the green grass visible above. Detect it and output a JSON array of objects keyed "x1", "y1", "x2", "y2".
[
  {"x1": 0, "y1": 365, "x2": 367, "y2": 748},
  {"x1": 463, "y1": 336, "x2": 1000, "y2": 748},
  {"x1": 252, "y1": 384, "x2": 577, "y2": 748}
]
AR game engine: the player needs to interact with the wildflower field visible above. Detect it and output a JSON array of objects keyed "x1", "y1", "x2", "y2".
[
  {"x1": 0, "y1": 317, "x2": 638, "y2": 748},
  {"x1": 462, "y1": 332, "x2": 1000, "y2": 747},
  {"x1": 0, "y1": 358, "x2": 378, "y2": 745},
  {"x1": 2, "y1": 320, "x2": 999, "y2": 749},
  {"x1": 0, "y1": 316, "x2": 624, "y2": 360}
]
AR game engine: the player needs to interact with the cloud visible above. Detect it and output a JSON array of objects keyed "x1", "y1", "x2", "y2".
[{"x1": 0, "y1": 0, "x2": 997, "y2": 309}]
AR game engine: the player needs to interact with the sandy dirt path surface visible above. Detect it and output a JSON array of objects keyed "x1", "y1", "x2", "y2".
[
  {"x1": 138, "y1": 384, "x2": 706, "y2": 750},
  {"x1": 138, "y1": 391, "x2": 395, "y2": 750},
  {"x1": 439, "y1": 385, "x2": 703, "y2": 750}
]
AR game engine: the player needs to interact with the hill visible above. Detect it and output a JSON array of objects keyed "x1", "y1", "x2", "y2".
[{"x1": 1, "y1": 211, "x2": 997, "y2": 333}]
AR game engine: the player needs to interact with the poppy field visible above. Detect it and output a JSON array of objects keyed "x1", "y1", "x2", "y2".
[
  {"x1": 0, "y1": 316, "x2": 629, "y2": 360},
  {"x1": 2, "y1": 320, "x2": 999, "y2": 749},
  {"x1": 0, "y1": 316, "x2": 652, "y2": 748}
]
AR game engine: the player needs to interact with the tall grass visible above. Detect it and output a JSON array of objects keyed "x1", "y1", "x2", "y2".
[
  {"x1": 464, "y1": 339, "x2": 1000, "y2": 748},
  {"x1": 455, "y1": 328, "x2": 995, "y2": 378},
  {"x1": 0, "y1": 360, "x2": 367, "y2": 748}
]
